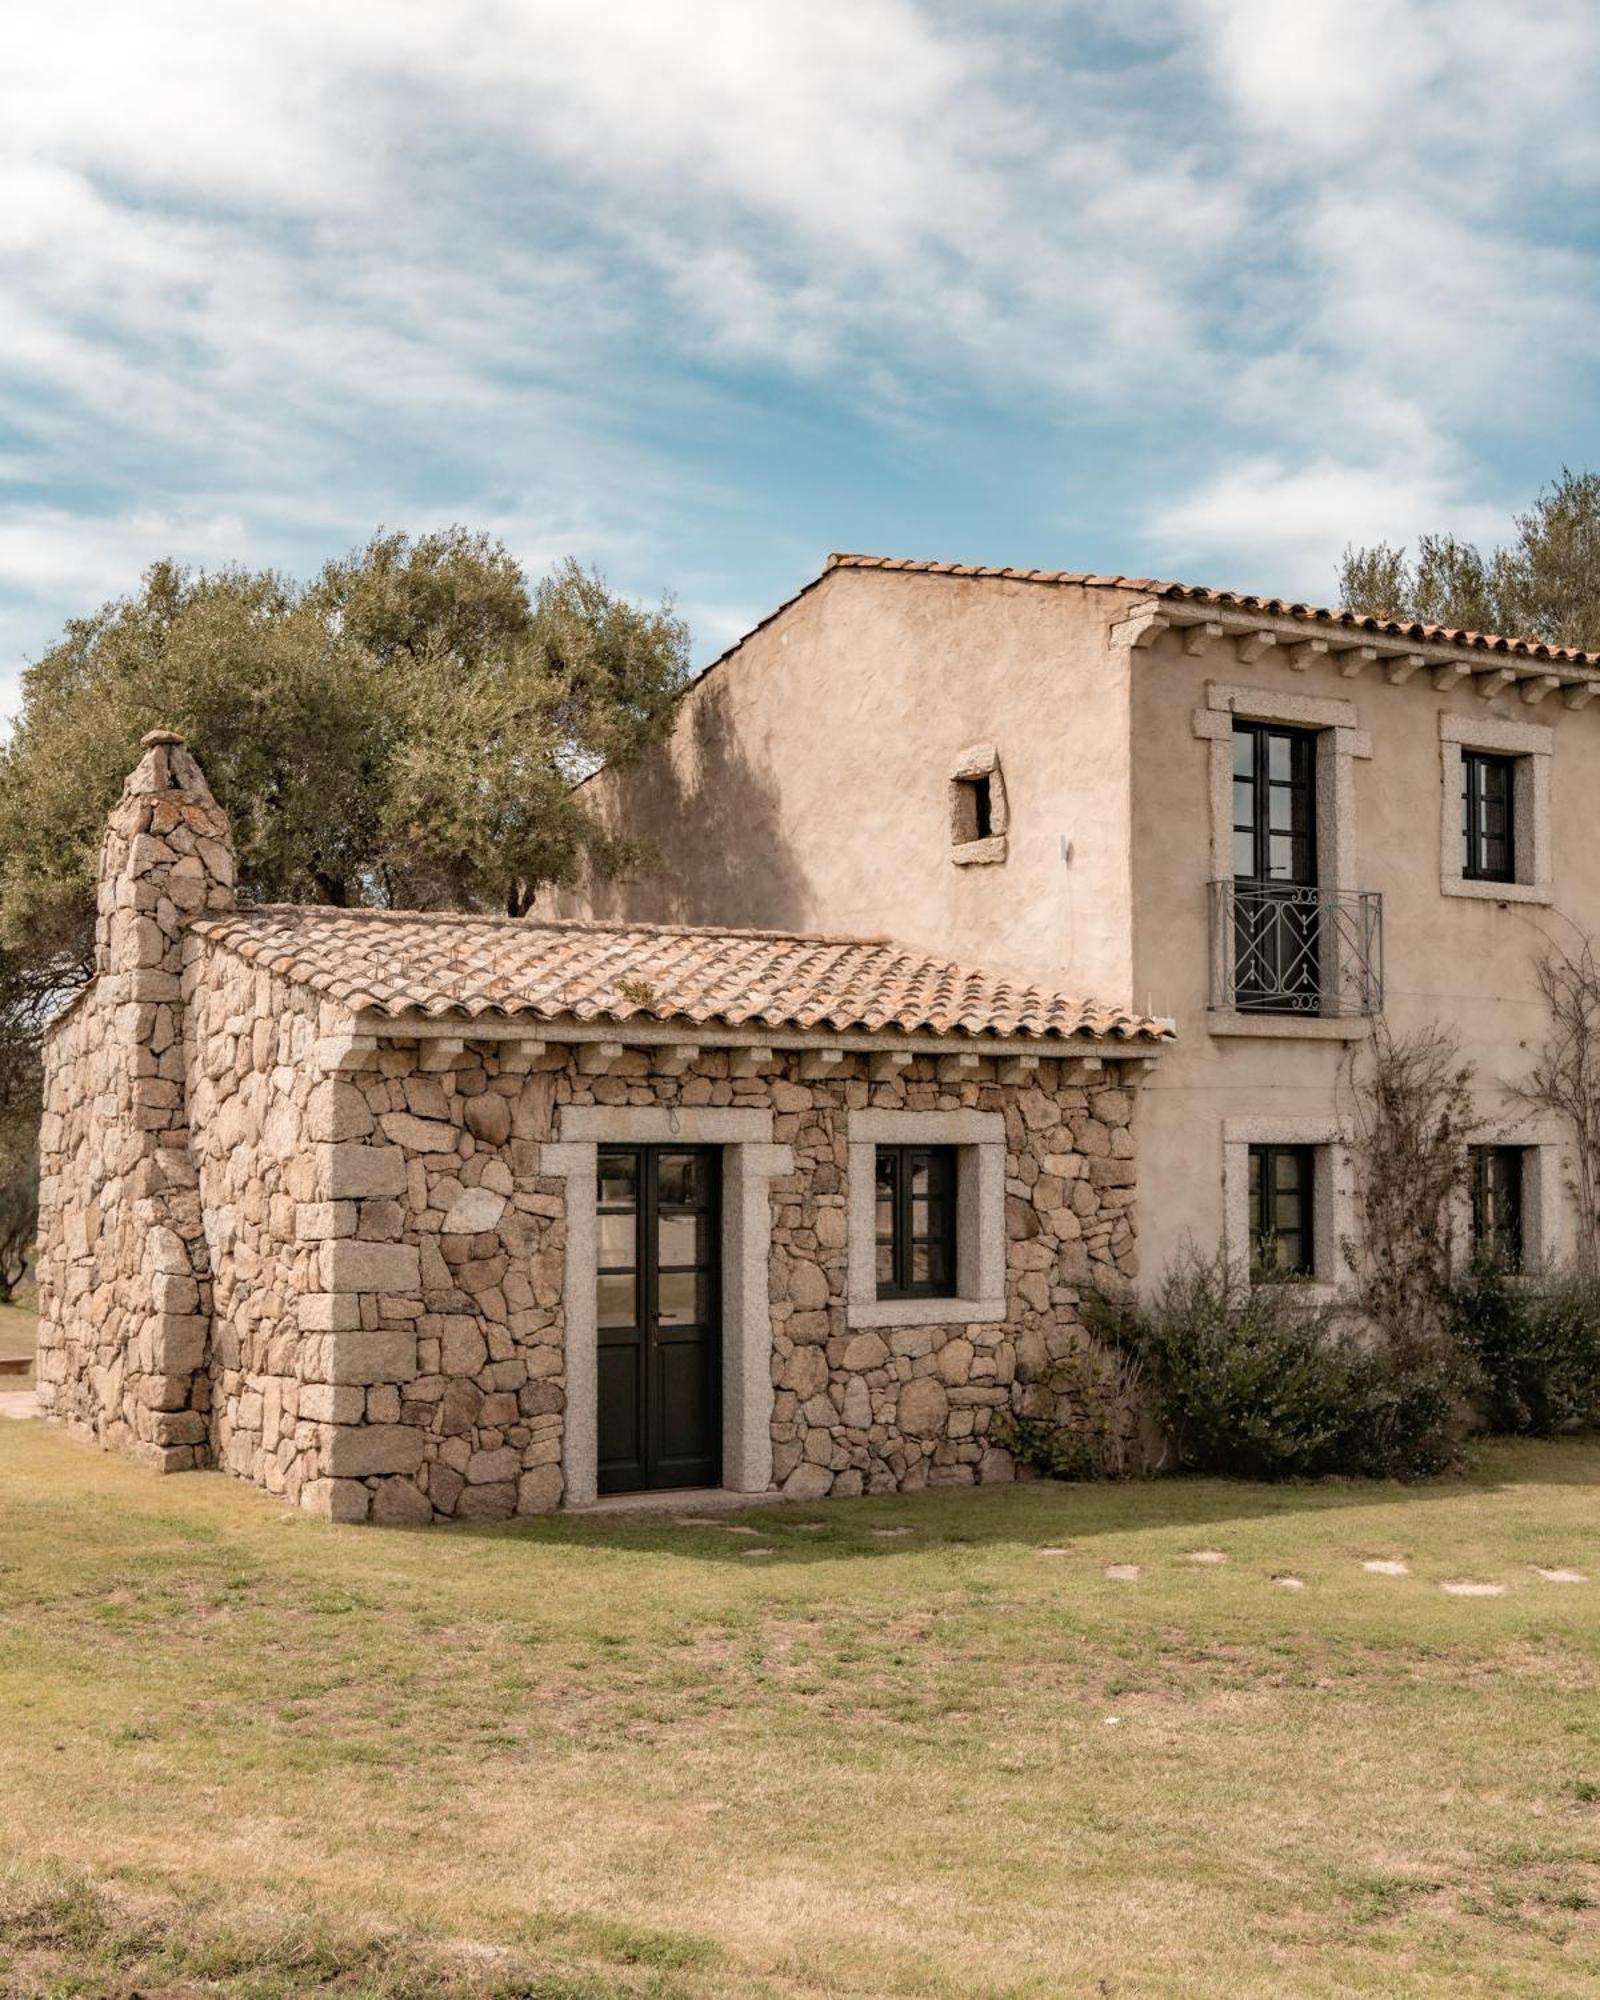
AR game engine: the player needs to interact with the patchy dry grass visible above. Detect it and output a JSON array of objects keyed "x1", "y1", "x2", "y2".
[{"x1": 2, "y1": 1422, "x2": 1600, "y2": 1996}]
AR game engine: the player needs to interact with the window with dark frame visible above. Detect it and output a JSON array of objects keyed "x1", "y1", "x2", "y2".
[
  {"x1": 1231, "y1": 721, "x2": 1322, "y2": 1013},
  {"x1": 875, "y1": 1145, "x2": 958, "y2": 1299},
  {"x1": 1462, "y1": 751, "x2": 1516, "y2": 883},
  {"x1": 1247, "y1": 1142, "x2": 1315, "y2": 1282},
  {"x1": 1470, "y1": 1145, "x2": 1525, "y2": 1271}
]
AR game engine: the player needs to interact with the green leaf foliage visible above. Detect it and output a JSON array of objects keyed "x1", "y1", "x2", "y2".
[
  {"x1": 0, "y1": 528, "x2": 690, "y2": 964},
  {"x1": 1338, "y1": 468, "x2": 1600, "y2": 648}
]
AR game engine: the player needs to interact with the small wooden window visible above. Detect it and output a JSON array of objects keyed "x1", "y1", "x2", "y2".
[
  {"x1": 1462, "y1": 751, "x2": 1516, "y2": 883},
  {"x1": 952, "y1": 775, "x2": 992, "y2": 844},
  {"x1": 875, "y1": 1145, "x2": 958, "y2": 1299},
  {"x1": 1470, "y1": 1145, "x2": 1525, "y2": 1271},
  {"x1": 1248, "y1": 1143, "x2": 1314, "y2": 1281}
]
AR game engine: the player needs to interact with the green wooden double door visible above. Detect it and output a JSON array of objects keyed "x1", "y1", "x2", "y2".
[{"x1": 595, "y1": 1145, "x2": 721, "y2": 1493}]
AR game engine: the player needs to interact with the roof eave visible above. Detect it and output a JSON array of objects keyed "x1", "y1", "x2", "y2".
[{"x1": 346, "y1": 1009, "x2": 1173, "y2": 1059}]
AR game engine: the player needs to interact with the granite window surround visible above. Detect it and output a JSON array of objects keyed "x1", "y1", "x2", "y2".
[
  {"x1": 1438, "y1": 713, "x2": 1552, "y2": 905},
  {"x1": 845, "y1": 1108, "x2": 1008, "y2": 1329}
]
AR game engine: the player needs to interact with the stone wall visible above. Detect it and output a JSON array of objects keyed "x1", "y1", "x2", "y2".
[
  {"x1": 175, "y1": 973, "x2": 1137, "y2": 1521},
  {"x1": 34, "y1": 733, "x2": 236, "y2": 1466}
]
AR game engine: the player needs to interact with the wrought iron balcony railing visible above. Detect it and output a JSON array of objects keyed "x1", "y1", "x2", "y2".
[{"x1": 1208, "y1": 880, "x2": 1383, "y2": 1019}]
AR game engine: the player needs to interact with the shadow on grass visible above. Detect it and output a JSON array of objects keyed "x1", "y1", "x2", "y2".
[{"x1": 411, "y1": 1436, "x2": 1600, "y2": 1565}]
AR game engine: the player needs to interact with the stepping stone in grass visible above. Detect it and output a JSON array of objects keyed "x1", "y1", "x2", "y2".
[
  {"x1": 1185, "y1": 1550, "x2": 1227, "y2": 1565},
  {"x1": 1361, "y1": 1559, "x2": 1409, "y2": 1576},
  {"x1": 1035, "y1": 1545, "x2": 1072, "y2": 1558},
  {"x1": 1441, "y1": 1580, "x2": 1505, "y2": 1597},
  {"x1": 1272, "y1": 1576, "x2": 1306, "y2": 1591},
  {"x1": 789, "y1": 1522, "x2": 826, "y2": 1533},
  {"x1": 871, "y1": 1526, "x2": 915, "y2": 1537},
  {"x1": 741, "y1": 1547, "x2": 776, "y2": 1560},
  {"x1": 722, "y1": 1524, "x2": 762, "y2": 1536},
  {"x1": 1534, "y1": 1567, "x2": 1586, "y2": 1584},
  {"x1": 1104, "y1": 1563, "x2": 1140, "y2": 1582}
]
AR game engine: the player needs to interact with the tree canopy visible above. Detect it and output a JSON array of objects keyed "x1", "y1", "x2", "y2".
[
  {"x1": 0, "y1": 528, "x2": 690, "y2": 972},
  {"x1": 0, "y1": 529, "x2": 692, "y2": 1274},
  {"x1": 1338, "y1": 469, "x2": 1600, "y2": 650}
]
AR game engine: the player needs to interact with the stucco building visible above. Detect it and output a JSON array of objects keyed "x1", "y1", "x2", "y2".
[
  {"x1": 559, "y1": 554, "x2": 1600, "y2": 1291},
  {"x1": 34, "y1": 731, "x2": 1165, "y2": 1519}
]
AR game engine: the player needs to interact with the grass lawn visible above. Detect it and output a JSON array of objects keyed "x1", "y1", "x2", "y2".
[{"x1": 1, "y1": 1425, "x2": 1598, "y2": 1998}]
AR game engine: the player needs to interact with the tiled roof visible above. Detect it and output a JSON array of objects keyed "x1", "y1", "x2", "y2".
[
  {"x1": 679, "y1": 552, "x2": 1600, "y2": 693},
  {"x1": 824, "y1": 553, "x2": 1600, "y2": 669},
  {"x1": 188, "y1": 906, "x2": 1169, "y2": 1044}
]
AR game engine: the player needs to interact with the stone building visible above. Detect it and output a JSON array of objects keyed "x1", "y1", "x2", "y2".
[{"x1": 34, "y1": 732, "x2": 1167, "y2": 1521}]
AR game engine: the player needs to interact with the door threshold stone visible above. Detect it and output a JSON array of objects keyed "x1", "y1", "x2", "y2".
[{"x1": 568, "y1": 1485, "x2": 786, "y2": 1518}]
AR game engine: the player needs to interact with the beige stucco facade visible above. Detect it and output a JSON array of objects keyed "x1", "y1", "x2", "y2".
[{"x1": 558, "y1": 561, "x2": 1600, "y2": 1287}]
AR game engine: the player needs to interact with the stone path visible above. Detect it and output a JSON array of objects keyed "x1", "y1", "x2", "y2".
[
  {"x1": 1018, "y1": 1544, "x2": 1592, "y2": 1597},
  {"x1": 0, "y1": 1389, "x2": 37, "y2": 1421}
]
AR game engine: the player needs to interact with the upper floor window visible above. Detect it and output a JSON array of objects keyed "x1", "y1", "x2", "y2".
[
  {"x1": 949, "y1": 742, "x2": 1008, "y2": 865},
  {"x1": 1470, "y1": 1144, "x2": 1524, "y2": 1271},
  {"x1": 1232, "y1": 722, "x2": 1317, "y2": 886},
  {"x1": 1462, "y1": 751, "x2": 1516, "y2": 883},
  {"x1": 875, "y1": 1144, "x2": 957, "y2": 1299},
  {"x1": 1248, "y1": 1142, "x2": 1314, "y2": 1281},
  {"x1": 1231, "y1": 723, "x2": 1323, "y2": 1015}
]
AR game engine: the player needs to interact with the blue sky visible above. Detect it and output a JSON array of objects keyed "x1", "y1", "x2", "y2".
[{"x1": 2, "y1": 0, "x2": 1598, "y2": 717}]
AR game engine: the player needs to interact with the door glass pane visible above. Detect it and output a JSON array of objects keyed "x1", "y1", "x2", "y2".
[
  {"x1": 1268, "y1": 734, "x2": 1293, "y2": 781},
  {"x1": 658, "y1": 1212, "x2": 700, "y2": 1266},
  {"x1": 598, "y1": 1154, "x2": 637, "y2": 1205},
  {"x1": 1233, "y1": 829, "x2": 1256, "y2": 879},
  {"x1": 910, "y1": 1156, "x2": 932, "y2": 1198},
  {"x1": 597, "y1": 1212, "x2": 636, "y2": 1265},
  {"x1": 1233, "y1": 730, "x2": 1256, "y2": 778},
  {"x1": 876, "y1": 1241, "x2": 894, "y2": 1285},
  {"x1": 658, "y1": 1270, "x2": 700, "y2": 1325},
  {"x1": 597, "y1": 1272, "x2": 637, "y2": 1327},
  {"x1": 656, "y1": 1152, "x2": 703, "y2": 1205}
]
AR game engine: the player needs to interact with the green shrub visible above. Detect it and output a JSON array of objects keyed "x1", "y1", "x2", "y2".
[
  {"x1": 1088, "y1": 1251, "x2": 1467, "y2": 1481},
  {"x1": 998, "y1": 1338, "x2": 1152, "y2": 1481},
  {"x1": 1449, "y1": 1262, "x2": 1600, "y2": 1435}
]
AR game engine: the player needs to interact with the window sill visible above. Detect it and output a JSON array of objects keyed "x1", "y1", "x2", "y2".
[
  {"x1": 952, "y1": 835, "x2": 1008, "y2": 867},
  {"x1": 846, "y1": 1294, "x2": 1007, "y2": 1329},
  {"x1": 1441, "y1": 876, "x2": 1552, "y2": 906},
  {"x1": 1208, "y1": 1012, "x2": 1371, "y2": 1041}
]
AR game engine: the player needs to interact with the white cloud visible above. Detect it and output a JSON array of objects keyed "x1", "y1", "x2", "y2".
[
  {"x1": 1, "y1": 0, "x2": 1597, "y2": 707},
  {"x1": 1147, "y1": 455, "x2": 1509, "y2": 601}
]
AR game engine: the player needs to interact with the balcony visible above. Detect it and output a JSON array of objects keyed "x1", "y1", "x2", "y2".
[{"x1": 1208, "y1": 880, "x2": 1383, "y2": 1019}]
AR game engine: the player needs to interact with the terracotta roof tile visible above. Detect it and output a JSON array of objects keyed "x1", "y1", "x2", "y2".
[
  {"x1": 188, "y1": 907, "x2": 1169, "y2": 1045},
  {"x1": 822, "y1": 553, "x2": 1600, "y2": 669}
]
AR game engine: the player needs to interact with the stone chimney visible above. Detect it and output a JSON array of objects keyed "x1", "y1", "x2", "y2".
[
  {"x1": 46, "y1": 732, "x2": 238, "y2": 1465},
  {"x1": 95, "y1": 728, "x2": 236, "y2": 987}
]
